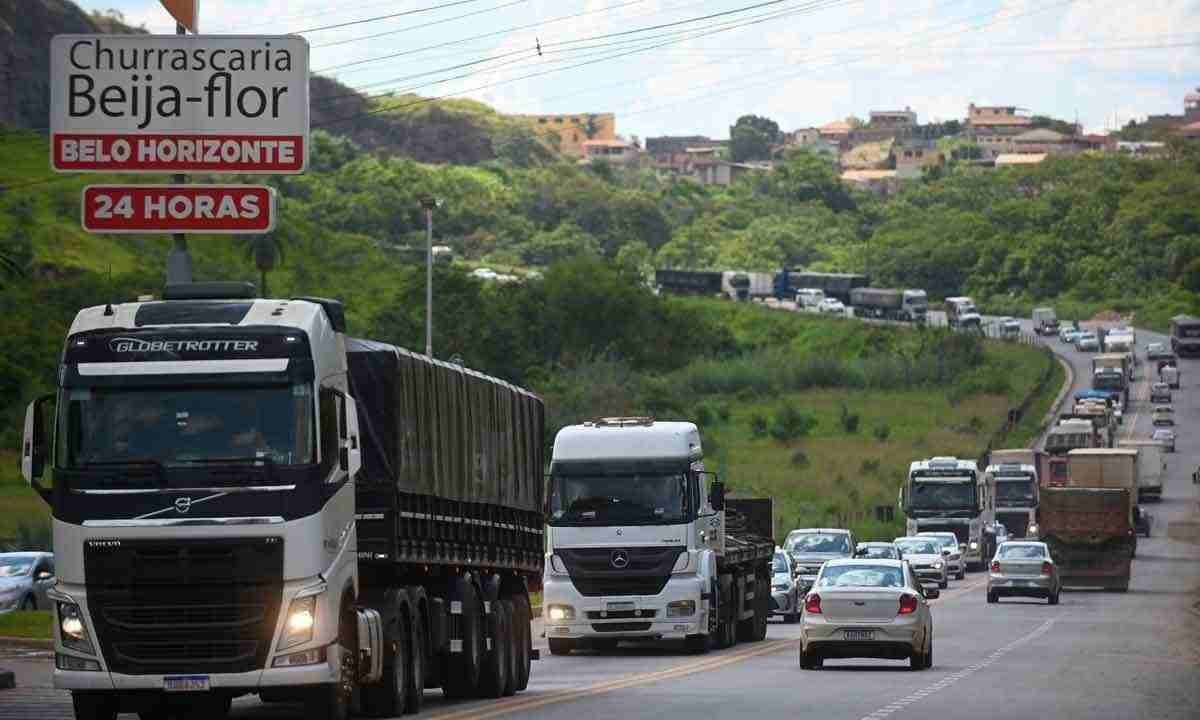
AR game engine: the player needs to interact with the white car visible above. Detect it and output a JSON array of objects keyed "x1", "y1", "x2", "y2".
[
  {"x1": 1150, "y1": 383, "x2": 1172, "y2": 404},
  {"x1": 799, "y1": 559, "x2": 936, "y2": 670},
  {"x1": 818, "y1": 298, "x2": 846, "y2": 315},
  {"x1": 916, "y1": 532, "x2": 966, "y2": 580},
  {"x1": 1075, "y1": 332, "x2": 1100, "y2": 351},
  {"x1": 470, "y1": 267, "x2": 497, "y2": 280},
  {"x1": 893, "y1": 537, "x2": 949, "y2": 589},
  {"x1": 795, "y1": 288, "x2": 826, "y2": 309},
  {"x1": 1152, "y1": 427, "x2": 1176, "y2": 452}
]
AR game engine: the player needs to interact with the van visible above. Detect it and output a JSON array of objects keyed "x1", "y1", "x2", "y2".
[{"x1": 795, "y1": 288, "x2": 825, "y2": 310}]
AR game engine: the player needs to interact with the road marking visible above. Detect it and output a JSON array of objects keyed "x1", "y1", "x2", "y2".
[
  {"x1": 429, "y1": 639, "x2": 796, "y2": 720},
  {"x1": 855, "y1": 618, "x2": 1056, "y2": 720}
]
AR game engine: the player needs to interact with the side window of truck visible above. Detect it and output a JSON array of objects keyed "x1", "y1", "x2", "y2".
[{"x1": 319, "y1": 387, "x2": 342, "y2": 472}]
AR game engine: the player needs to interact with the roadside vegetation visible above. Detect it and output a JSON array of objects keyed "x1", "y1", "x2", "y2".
[{"x1": 0, "y1": 609, "x2": 53, "y2": 640}]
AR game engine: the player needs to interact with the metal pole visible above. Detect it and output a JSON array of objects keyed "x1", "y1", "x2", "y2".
[
  {"x1": 420, "y1": 196, "x2": 437, "y2": 358},
  {"x1": 165, "y1": 21, "x2": 193, "y2": 286}
]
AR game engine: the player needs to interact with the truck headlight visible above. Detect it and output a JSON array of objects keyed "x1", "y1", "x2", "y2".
[
  {"x1": 969, "y1": 541, "x2": 979, "y2": 550},
  {"x1": 549, "y1": 554, "x2": 568, "y2": 575},
  {"x1": 671, "y1": 551, "x2": 694, "y2": 574},
  {"x1": 547, "y1": 604, "x2": 575, "y2": 621},
  {"x1": 932, "y1": 561, "x2": 944, "y2": 570},
  {"x1": 58, "y1": 602, "x2": 94, "y2": 655},
  {"x1": 278, "y1": 595, "x2": 316, "y2": 650},
  {"x1": 1028, "y1": 524, "x2": 1039, "y2": 535},
  {"x1": 666, "y1": 600, "x2": 695, "y2": 618}
]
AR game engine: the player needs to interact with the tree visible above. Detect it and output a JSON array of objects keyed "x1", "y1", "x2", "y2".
[
  {"x1": 729, "y1": 114, "x2": 781, "y2": 162},
  {"x1": 518, "y1": 222, "x2": 601, "y2": 266}
]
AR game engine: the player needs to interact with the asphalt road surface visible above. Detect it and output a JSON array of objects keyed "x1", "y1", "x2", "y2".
[{"x1": 3, "y1": 316, "x2": 1198, "y2": 720}]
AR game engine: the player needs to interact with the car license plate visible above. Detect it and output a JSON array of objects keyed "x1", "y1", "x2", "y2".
[
  {"x1": 844, "y1": 629, "x2": 875, "y2": 641},
  {"x1": 164, "y1": 676, "x2": 210, "y2": 692}
]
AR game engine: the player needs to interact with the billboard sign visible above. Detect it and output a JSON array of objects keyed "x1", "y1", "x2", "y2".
[{"x1": 81, "y1": 184, "x2": 277, "y2": 234}]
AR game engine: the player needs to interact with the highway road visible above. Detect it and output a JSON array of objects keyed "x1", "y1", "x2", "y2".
[{"x1": 3, "y1": 318, "x2": 1198, "y2": 720}]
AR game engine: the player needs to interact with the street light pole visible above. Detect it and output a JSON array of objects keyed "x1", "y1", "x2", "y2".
[{"x1": 420, "y1": 195, "x2": 438, "y2": 358}]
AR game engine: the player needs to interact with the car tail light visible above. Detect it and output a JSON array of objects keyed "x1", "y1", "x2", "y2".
[
  {"x1": 805, "y1": 593, "x2": 822, "y2": 614},
  {"x1": 898, "y1": 594, "x2": 918, "y2": 615},
  {"x1": 990, "y1": 561, "x2": 1001, "y2": 573},
  {"x1": 1041, "y1": 561, "x2": 1052, "y2": 576}
]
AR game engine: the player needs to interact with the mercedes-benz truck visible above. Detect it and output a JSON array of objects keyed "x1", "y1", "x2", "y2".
[{"x1": 21, "y1": 283, "x2": 543, "y2": 720}]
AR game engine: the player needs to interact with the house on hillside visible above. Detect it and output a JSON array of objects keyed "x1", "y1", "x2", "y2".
[
  {"x1": 1010, "y1": 128, "x2": 1076, "y2": 156},
  {"x1": 645, "y1": 135, "x2": 724, "y2": 172},
  {"x1": 775, "y1": 128, "x2": 839, "y2": 163},
  {"x1": 840, "y1": 169, "x2": 900, "y2": 196},
  {"x1": 893, "y1": 140, "x2": 943, "y2": 179},
  {"x1": 852, "y1": 107, "x2": 919, "y2": 143},
  {"x1": 818, "y1": 120, "x2": 855, "y2": 149},
  {"x1": 1144, "y1": 88, "x2": 1200, "y2": 132},
  {"x1": 966, "y1": 103, "x2": 1034, "y2": 158},
  {"x1": 516, "y1": 112, "x2": 616, "y2": 158},
  {"x1": 841, "y1": 139, "x2": 893, "y2": 170},
  {"x1": 581, "y1": 138, "x2": 641, "y2": 167},
  {"x1": 994, "y1": 153, "x2": 1047, "y2": 167},
  {"x1": 696, "y1": 160, "x2": 770, "y2": 186}
]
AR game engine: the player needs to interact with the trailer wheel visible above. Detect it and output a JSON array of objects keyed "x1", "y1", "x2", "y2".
[
  {"x1": 510, "y1": 592, "x2": 532, "y2": 691},
  {"x1": 443, "y1": 579, "x2": 483, "y2": 699},
  {"x1": 750, "y1": 570, "x2": 769, "y2": 641},
  {"x1": 477, "y1": 598, "x2": 511, "y2": 699},
  {"x1": 736, "y1": 575, "x2": 756, "y2": 642},
  {"x1": 403, "y1": 590, "x2": 426, "y2": 715}
]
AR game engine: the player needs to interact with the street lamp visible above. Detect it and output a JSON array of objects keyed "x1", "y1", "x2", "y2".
[{"x1": 419, "y1": 194, "x2": 441, "y2": 358}]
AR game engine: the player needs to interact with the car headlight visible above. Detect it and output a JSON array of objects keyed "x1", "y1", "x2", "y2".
[
  {"x1": 671, "y1": 551, "x2": 694, "y2": 575},
  {"x1": 58, "y1": 602, "x2": 94, "y2": 655},
  {"x1": 547, "y1": 604, "x2": 576, "y2": 621},
  {"x1": 969, "y1": 541, "x2": 979, "y2": 550},
  {"x1": 1028, "y1": 524, "x2": 1039, "y2": 535},
  {"x1": 549, "y1": 554, "x2": 569, "y2": 575},
  {"x1": 932, "y1": 561, "x2": 944, "y2": 570},
  {"x1": 278, "y1": 595, "x2": 316, "y2": 650}
]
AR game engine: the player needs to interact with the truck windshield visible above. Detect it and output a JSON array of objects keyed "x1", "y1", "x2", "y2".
[
  {"x1": 909, "y1": 478, "x2": 975, "y2": 510},
  {"x1": 995, "y1": 477, "x2": 1036, "y2": 504},
  {"x1": 549, "y1": 472, "x2": 690, "y2": 525},
  {"x1": 1176, "y1": 325, "x2": 1200, "y2": 338},
  {"x1": 57, "y1": 385, "x2": 315, "y2": 469}
]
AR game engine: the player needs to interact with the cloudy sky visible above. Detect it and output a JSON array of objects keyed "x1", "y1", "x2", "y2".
[{"x1": 80, "y1": 0, "x2": 1200, "y2": 139}]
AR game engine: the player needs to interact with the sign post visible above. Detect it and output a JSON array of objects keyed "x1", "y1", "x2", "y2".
[{"x1": 170, "y1": 20, "x2": 191, "y2": 284}]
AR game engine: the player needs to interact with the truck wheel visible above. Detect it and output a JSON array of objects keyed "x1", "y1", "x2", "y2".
[
  {"x1": 1048, "y1": 591, "x2": 1059, "y2": 606},
  {"x1": 501, "y1": 600, "x2": 519, "y2": 697},
  {"x1": 548, "y1": 638, "x2": 573, "y2": 656},
  {"x1": 443, "y1": 580, "x2": 484, "y2": 699},
  {"x1": 305, "y1": 604, "x2": 355, "y2": 720},
  {"x1": 736, "y1": 577, "x2": 756, "y2": 642},
  {"x1": 477, "y1": 599, "x2": 511, "y2": 699},
  {"x1": 752, "y1": 573, "x2": 769, "y2": 641},
  {"x1": 19, "y1": 594, "x2": 36, "y2": 611},
  {"x1": 404, "y1": 589, "x2": 427, "y2": 715},
  {"x1": 361, "y1": 592, "x2": 411, "y2": 718},
  {"x1": 72, "y1": 693, "x2": 118, "y2": 720},
  {"x1": 510, "y1": 592, "x2": 532, "y2": 691}
]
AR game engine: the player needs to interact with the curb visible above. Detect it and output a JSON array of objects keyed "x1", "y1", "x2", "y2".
[{"x1": 0, "y1": 636, "x2": 53, "y2": 649}]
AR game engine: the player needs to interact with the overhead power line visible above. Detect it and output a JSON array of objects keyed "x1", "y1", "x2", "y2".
[{"x1": 291, "y1": 0, "x2": 495, "y2": 35}]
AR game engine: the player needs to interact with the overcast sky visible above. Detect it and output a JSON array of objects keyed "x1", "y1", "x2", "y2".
[{"x1": 79, "y1": 0, "x2": 1200, "y2": 140}]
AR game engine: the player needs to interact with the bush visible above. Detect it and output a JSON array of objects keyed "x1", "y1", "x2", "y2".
[
  {"x1": 716, "y1": 402, "x2": 731, "y2": 422},
  {"x1": 750, "y1": 413, "x2": 769, "y2": 438},
  {"x1": 790, "y1": 449, "x2": 810, "y2": 468},
  {"x1": 859, "y1": 458, "x2": 881, "y2": 475},
  {"x1": 693, "y1": 401, "x2": 715, "y2": 427},
  {"x1": 839, "y1": 402, "x2": 861, "y2": 434},
  {"x1": 769, "y1": 405, "x2": 817, "y2": 441},
  {"x1": 873, "y1": 424, "x2": 891, "y2": 442}
]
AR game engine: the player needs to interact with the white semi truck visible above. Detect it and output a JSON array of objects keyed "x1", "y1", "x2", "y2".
[
  {"x1": 945, "y1": 297, "x2": 982, "y2": 330},
  {"x1": 543, "y1": 419, "x2": 773, "y2": 654},
  {"x1": 901, "y1": 457, "x2": 991, "y2": 569},
  {"x1": 21, "y1": 284, "x2": 544, "y2": 720}
]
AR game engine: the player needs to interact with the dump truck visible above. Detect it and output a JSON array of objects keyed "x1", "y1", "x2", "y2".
[
  {"x1": 655, "y1": 269, "x2": 723, "y2": 297},
  {"x1": 544, "y1": 419, "x2": 774, "y2": 654},
  {"x1": 1038, "y1": 449, "x2": 1138, "y2": 591},
  {"x1": 21, "y1": 284, "x2": 544, "y2": 720},
  {"x1": 773, "y1": 269, "x2": 868, "y2": 304},
  {"x1": 849, "y1": 287, "x2": 929, "y2": 322}
]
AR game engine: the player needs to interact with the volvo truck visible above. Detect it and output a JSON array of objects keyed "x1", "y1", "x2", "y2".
[
  {"x1": 21, "y1": 284, "x2": 544, "y2": 720},
  {"x1": 900, "y1": 457, "x2": 991, "y2": 570},
  {"x1": 985, "y1": 451, "x2": 1041, "y2": 539},
  {"x1": 543, "y1": 419, "x2": 773, "y2": 655}
]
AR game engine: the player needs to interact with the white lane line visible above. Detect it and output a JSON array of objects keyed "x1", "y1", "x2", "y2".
[{"x1": 855, "y1": 618, "x2": 1057, "y2": 720}]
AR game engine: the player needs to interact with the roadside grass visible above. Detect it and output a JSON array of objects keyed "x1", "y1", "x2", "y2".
[
  {"x1": 0, "y1": 610, "x2": 53, "y2": 640},
  {"x1": 0, "y1": 452, "x2": 50, "y2": 548}
]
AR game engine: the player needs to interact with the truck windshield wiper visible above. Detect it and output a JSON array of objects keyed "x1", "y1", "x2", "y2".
[
  {"x1": 72, "y1": 459, "x2": 167, "y2": 488},
  {"x1": 181, "y1": 456, "x2": 277, "y2": 481}
]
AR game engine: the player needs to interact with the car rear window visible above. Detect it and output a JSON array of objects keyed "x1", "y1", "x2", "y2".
[
  {"x1": 786, "y1": 533, "x2": 850, "y2": 554},
  {"x1": 998, "y1": 545, "x2": 1046, "y2": 559},
  {"x1": 817, "y1": 564, "x2": 904, "y2": 588}
]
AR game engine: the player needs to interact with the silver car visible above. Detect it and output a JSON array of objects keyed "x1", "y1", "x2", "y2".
[
  {"x1": 1152, "y1": 428, "x2": 1176, "y2": 453},
  {"x1": 785, "y1": 528, "x2": 856, "y2": 593},
  {"x1": 917, "y1": 532, "x2": 966, "y2": 580},
  {"x1": 0, "y1": 552, "x2": 56, "y2": 613},
  {"x1": 799, "y1": 559, "x2": 936, "y2": 670},
  {"x1": 987, "y1": 541, "x2": 1061, "y2": 604},
  {"x1": 1075, "y1": 332, "x2": 1100, "y2": 351},
  {"x1": 770, "y1": 549, "x2": 802, "y2": 623},
  {"x1": 894, "y1": 537, "x2": 949, "y2": 589},
  {"x1": 1151, "y1": 383, "x2": 1172, "y2": 404}
]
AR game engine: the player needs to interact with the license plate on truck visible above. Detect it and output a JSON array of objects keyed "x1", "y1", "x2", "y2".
[
  {"x1": 844, "y1": 629, "x2": 875, "y2": 641},
  {"x1": 164, "y1": 675, "x2": 210, "y2": 692}
]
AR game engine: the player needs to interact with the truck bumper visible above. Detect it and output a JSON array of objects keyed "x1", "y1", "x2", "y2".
[
  {"x1": 542, "y1": 574, "x2": 707, "y2": 640},
  {"x1": 54, "y1": 654, "x2": 340, "y2": 692}
]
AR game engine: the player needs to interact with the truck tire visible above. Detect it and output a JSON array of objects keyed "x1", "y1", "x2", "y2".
[
  {"x1": 306, "y1": 601, "x2": 355, "y2": 720},
  {"x1": 72, "y1": 693, "x2": 118, "y2": 720},
  {"x1": 477, "y1": 599, "x2": 511, "y2": 699},
  {"x1": 361, "y1": 591, "x2": 411, "y2": 718},
  {"x1": 736, "y1": 575, "x2": 756, "y2": 642},
  {"x1": 510, "y1": 592, "x2": 532, "y2": 691},
  {"x1": 548, "y1": 638, "x2": 574, "y2": 656},
  {"x1": 404, "y1": 588, "x2": 427, "y2": 715},
  {"x1": 443, "y1": 579, "x2": 483, "y2": 699},
  {"x1": 751, "y1": 571, "x2": 769, "y2": 641}
]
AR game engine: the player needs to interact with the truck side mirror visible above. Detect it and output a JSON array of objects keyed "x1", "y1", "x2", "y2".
[
  {"x1": 708, "y1": 479, "x2": 725, "y2": 511},
  {"x1": 21, "y1": 394, "x2": 54, "y2": 486}
]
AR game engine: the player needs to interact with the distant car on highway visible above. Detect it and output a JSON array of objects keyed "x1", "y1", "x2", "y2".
[
  {"x1": 799, "y1": 559, "x2": 936, "y2": 670},
  {"x1": 854, "y1": 542, "x2": 902, "y2": 560},
  {"x1": 1152, "y1": 405, "x2": 1175, "y2": 427},
  {"x1": 817, "y1": 298, "x2": 846, "y2": 315},
  {"x1": 1146, "y1": 342, "x2": 1172, "y2": 362},
  {"x1": 998, "y1": 317, "x2": 1021, "y2": 339},
  {"x1": 1152, "y1": 427, "x2": 1176, "y2": 453},
  {"x1": 917, "y1": 532, "x2": 966, "y2": 580},
  {"x1": 1075, "y1": 332, "x2": 1100, "y2": 351},
  {"x1": 470, "y1": 267, "x2": 497, "y2": 280},
  {"x1": 893, "y1": 537, "x2": 949, "y2": 588},
  {"x1": 0, "y1": 552, "x2": 55, "y2": 613},
  {"x1": 785, "y1": 528, "x2": 856, "y2": 593},
  {"x1": 795, "y1": 288, "x2": 826, "y2": 310},
  {"x1": 771, "y1": 548, "x2": 802, "y2": 623},
  {"x1": 987, "y1": 541, "x2": 1061, "y2": 605},
  {"x1": 1059, "y1": 326, "x2": 1083, "y2": 344},
  {"x1": 1151, "y1": 382, "x2": 1172, "y2": 404}
]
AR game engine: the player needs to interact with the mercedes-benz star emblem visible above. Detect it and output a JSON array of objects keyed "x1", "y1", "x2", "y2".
[
  {"x1": 174, "y1": 497, "x2": 192, "y2": 514},
  {"x1": 610, "y1": 549, "x2": 630, "y2": 569}
]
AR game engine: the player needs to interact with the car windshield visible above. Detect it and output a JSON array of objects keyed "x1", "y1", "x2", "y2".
[
  {"x1": 999, "y1": 545, "x2": 1046, "y2": 559},
  {"x1": 785, "y1": 533, "x2": 850, "y2": 554},
  {"x1": 922, "y1": 535, "x2": 957, "y2": 549},
  {"x1": 817, "y1": 564, "x2": 904, "y2": 588},
  {"x1": 57, "y1": 385, "x2": 316, "y2": 469},
  {"x1": 895, "y1": 539, "x2": 940, "y2": 555},
  {"x1": 772, "y1": 553, "x2": 789, "y2": 573},
  {"x1": 549, "y1": 472, "x2": 690, "y2": 525},
  {"x1": 0, "y1": 558, "x2": 34, "y2": 577}
]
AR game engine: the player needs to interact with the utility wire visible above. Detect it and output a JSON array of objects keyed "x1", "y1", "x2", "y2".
[
  {"x1": 313, "y1": 0, "x2": 530, "y2": 49},
  {"x1": 291, "y1": 0, "x2": 494, "y2": 35}
]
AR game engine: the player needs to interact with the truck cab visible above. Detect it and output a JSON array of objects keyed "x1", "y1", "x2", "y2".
[
  {"x1": 985, "y1": 462, "x2": 1039, "y2": 539},
  {"x1": 901, "y1": 457, "x2": 990, "y2": 569},
  {"x1": 543, "y1": 419, "x2": 770, "y2": 655},
  {"x1": 902, "y1": 290, "x2": 929, "y2": 322},
  {"x1": 1032, "y1": 307, "x2": 1059, "y2": 335},
  {"x1": 945, "y1": 297, "x2": 982, "y2": 330}
]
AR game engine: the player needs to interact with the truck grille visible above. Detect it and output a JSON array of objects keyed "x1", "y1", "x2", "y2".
[
  {"x1": 557, "y1": 546, "x2": 684, "y2": 598},
  {"x1": 591, "y1": 622, "x2": 653, "y2": 633},
  {"x1": 997, "y1": 512, "x2": 1030, "y2": 538},
  {"x1": 84, "y1": 538, "x2": 283, "y2": 675}
]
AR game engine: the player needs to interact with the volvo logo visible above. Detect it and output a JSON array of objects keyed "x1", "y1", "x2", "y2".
[
  {"x1": 174, "y1": 497, "x2": 192, "y2": 514},
  {"x1": 610, "y1": 550, "x2": 630, "y2": 569}
]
